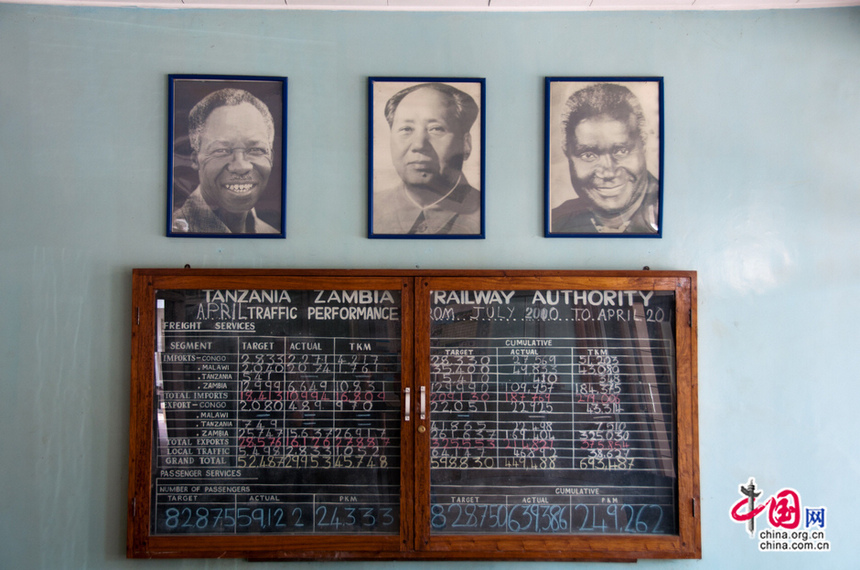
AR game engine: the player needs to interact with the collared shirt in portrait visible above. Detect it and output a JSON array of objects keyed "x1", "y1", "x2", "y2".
[
  {"x1": 373, "y1": 179, "x2": 481, "y2": 236},
  {"x1": 172, "y1": 187, "x2": 278, "y2": 234},
  {"x1": 550, "y1": 173, "x2": 660, "y2": 235}
]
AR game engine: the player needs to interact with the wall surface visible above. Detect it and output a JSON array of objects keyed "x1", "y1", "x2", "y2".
[{"x1": 1, "y1": 4, "x2": 859, "y2": 568}]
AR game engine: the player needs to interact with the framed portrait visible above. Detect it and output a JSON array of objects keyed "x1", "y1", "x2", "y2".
[
  {"x1": 545, "y1": 77, "x2": 663, "y2": 238},
  {"x1": 368, "y1": 77, "x2": 485, "y2": 239},
  {"x1": 167, "y1": 74, "x2": 287, "y2": 238}
]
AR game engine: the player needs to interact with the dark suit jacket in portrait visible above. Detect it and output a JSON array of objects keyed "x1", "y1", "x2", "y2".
[{"x1": 551, "y1": 173, "x2": 660, "y2": 234}]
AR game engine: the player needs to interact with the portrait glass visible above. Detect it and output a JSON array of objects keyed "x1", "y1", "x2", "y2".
[
  {"x1": 369, "y1": 78, "x2": 485, "y2": 239},
  {"x1": 545, "y1": 78, "x2": 663, "y2": 238},
  {"x1": 167, "y1": 75, "x2": 287, "y2": 238}
]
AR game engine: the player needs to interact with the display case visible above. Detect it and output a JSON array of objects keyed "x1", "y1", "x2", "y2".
[{"x1": 127, "y1": 269, "x2": 699, "y2": 561}]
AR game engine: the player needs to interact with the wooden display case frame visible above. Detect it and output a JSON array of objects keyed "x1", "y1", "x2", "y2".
[{"x1": 127, "y1": 269, "x2": 699, "y2": 561}]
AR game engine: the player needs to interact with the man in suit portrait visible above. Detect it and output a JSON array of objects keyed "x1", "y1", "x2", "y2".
[
  {"x1": 172, "y1": 87, "x2": 279, "y2": 235},
  {"x1": 373, "y1": 82, "x2": 481, "y2": 236},
  {"x1": 551, "y1": 82, "x2": 659, "y2": 235}
]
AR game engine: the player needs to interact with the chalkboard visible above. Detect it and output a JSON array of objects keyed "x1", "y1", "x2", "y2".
[
  {"x1": 412, "y1": 273, "x2": 698, "y2": 560},
  {"x1": 128, "y1": 270, "x2": 699, "y2": 560},
  {"x1": 151, "y1": 288, "x2": 402, "y2": 535},
  {"x1": 427, "y1": 289, "x2": 677, "y2": 535}
]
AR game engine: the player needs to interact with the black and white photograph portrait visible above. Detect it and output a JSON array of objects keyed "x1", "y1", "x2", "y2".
[
  {"x1": 167, "y1": 75, "x2": 287, "y2": 238},
  {"x1": 369, "y1": 78, "x2": 485, "y2": 239},
  {"x1": 545, "y1": 78, "x2": 663, "y2": 238}
]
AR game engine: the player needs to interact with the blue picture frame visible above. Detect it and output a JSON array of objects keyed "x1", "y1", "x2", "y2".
[
  {"x1": 368, "y1": 77, "x2": 486, "y2": 239},
  {"x1": 545, "y1": 77, "x2": 664, "y2": 238},
  {"x1": 167, "y1": 74, "x2": 287, "y2": 238}
]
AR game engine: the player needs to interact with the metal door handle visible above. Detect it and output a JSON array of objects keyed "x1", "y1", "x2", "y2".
[{"x1": 404, "y1": 387, "x2": 411, "y2": 422}]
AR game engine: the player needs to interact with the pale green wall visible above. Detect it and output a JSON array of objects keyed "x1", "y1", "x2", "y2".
[{"x1": 1, "y1": 4, "x2": 859, "y2": 569}]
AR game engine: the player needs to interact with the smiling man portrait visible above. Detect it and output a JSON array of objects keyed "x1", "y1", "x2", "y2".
[
  {"x1": 170, "y1": 82, "x2": 283, "y2": 236},
  {"x1": 371, "y1": 80, "x2": 483, "y2": 237},
  {"x1": 549, "y1": 81, "x2": 661, "y2": 236}
]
